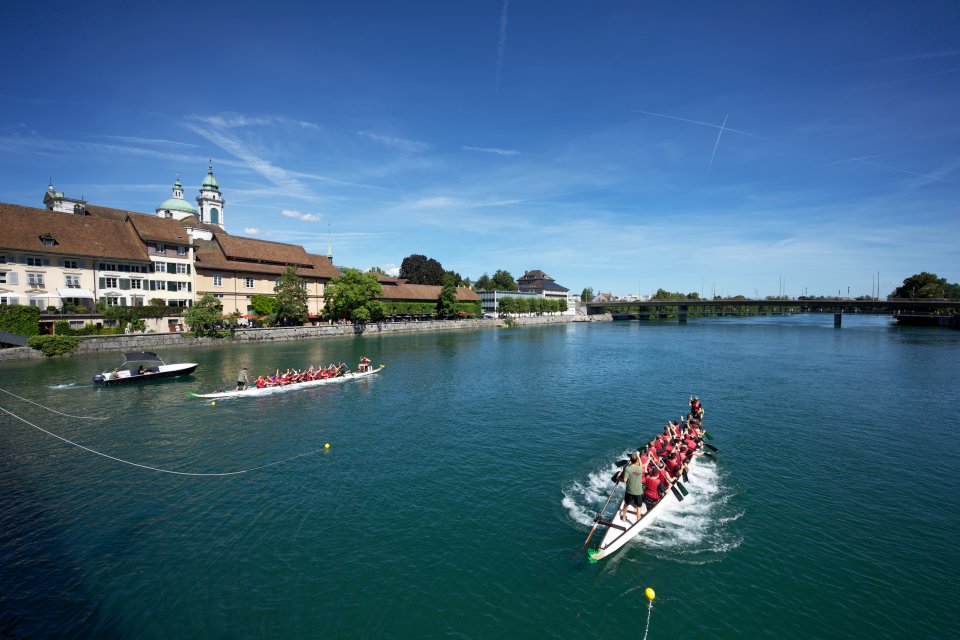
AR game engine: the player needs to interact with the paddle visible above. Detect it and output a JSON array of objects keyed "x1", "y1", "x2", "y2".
[
  {"x1": 574, "y1": 476, "x2": 621, "y2": 559},
  {"x1": 704, "y1": 430, "x2": 714, "y2": 441},
  {"x1": 703, "y1": 452, "x2": 717, "y2": 462},
  {"x1": 704, "y1": 442, "x2": 718, "y2": 452}
]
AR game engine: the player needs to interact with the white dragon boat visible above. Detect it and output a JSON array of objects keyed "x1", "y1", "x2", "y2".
[
  {"x1": 190, "y1": 365, "x2": 384, "y2": 400},
  {"x1": 586, "y1": 450, "x2": 702, "y2": 562}
]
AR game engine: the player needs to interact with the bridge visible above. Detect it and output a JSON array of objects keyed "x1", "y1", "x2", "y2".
[{"x1": 584, "y1": 298, "x2": 960, "y2": 327}]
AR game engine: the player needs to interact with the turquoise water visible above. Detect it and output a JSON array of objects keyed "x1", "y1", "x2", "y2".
[{"x1": 1, "y1": 316, "x2": 959, "y2": 639}]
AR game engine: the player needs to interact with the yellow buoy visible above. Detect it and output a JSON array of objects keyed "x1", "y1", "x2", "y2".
[
  {"x1": 210, "y1": 401, "x2": 216, "y2": 407},
  {"x1": 324, "y1": 443, "x2": 331, "y2": 449},
  {"x1": 645, "y1": 587, "x2": 656, "y2": 601}
]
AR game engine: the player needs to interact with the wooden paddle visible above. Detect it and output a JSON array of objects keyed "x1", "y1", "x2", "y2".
[{"x1": 574, "y1": 477, "x2": 621, "y2": 559}]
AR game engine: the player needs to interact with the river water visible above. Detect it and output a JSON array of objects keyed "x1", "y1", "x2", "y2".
[{"x1": 1, "y1": 315, "x2": 958, "y2": 639}]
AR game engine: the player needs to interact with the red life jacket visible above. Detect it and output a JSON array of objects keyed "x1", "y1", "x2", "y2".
[{"x1": 643, "y1": 475, "x2": 662, "y2": 500}]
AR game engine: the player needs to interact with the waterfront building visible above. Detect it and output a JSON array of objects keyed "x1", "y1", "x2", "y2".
[
  {"x1": 0, "y1": 167, "x2": 338, "y2": 330},
  {"x1": 0, "y1": 203, "x2": 149, "y2": 315},
  {"x1": 193, "y1": 235, "x2": 338, "y2": 318},
  {"x1": 375, "y1": 275, "x2": 481, "y2": 318},
  {"x1": 477, "y1": 289, "x2": 541, "y2": 317},
  {"x1": 517, "y1": 269, "x2": 573, "y2": 315}
]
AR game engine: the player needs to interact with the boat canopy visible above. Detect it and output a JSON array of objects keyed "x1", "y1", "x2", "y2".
[{"x1": 122, "y1": 352, "x2": 165, "y2": 363}]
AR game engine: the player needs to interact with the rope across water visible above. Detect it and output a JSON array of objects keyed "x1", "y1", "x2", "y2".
[
  {"x1": 0, "y1": 386, "x2": 107, "y2": 420},
  {"x1": 0, "y1": 404, "x2": 325, "y2": 477}
]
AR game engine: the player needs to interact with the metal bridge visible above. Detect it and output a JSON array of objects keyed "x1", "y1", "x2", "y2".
[{"x1": 584, "y1": 298, "x2": 960, "y2": 327}]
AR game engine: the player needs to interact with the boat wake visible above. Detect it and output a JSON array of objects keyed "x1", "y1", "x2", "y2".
[
  {"x1": 48, "y1": 382, "x2": 79, "y2": 389},
  {"x1": 562, "y1": 455, "x2": 742, "y2": 562}
]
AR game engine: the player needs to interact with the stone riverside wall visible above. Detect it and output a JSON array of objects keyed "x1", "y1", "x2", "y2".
[{"x1": 0, "y1": 313, "x2": 611, "y2": 361}]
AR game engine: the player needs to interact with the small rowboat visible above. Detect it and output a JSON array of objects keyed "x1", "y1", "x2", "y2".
[
  {"x1": 587, "y1": 451, "x2": 701, "y2": 562},
  {"x1": 190, "y1": 365, "x2": 384, "y2": 399},
  {"x1": 93, "y1": 352, "x2": 198, "y2": 386}
]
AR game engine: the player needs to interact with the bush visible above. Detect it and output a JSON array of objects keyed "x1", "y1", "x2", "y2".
[
  {"x1": 27, "y1": 335, "x2": 81, "y2": 357},
  {"x1": 0, "y1": 304, "x2": 40, "y2": 336}
]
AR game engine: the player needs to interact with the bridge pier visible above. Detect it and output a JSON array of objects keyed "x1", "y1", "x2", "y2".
[
  {"x1": 679, "y1": 305, "x2": 688, "y2": 324},
  {"x1": 834, "y1": 312, "x2": 842, "y2": 328}
]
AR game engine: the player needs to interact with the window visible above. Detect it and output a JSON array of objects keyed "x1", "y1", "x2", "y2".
[
  {"x1": 130, "y1": 279, "x2": 143, "y2": 290},
  {"x1": 154, "y1": 262, "x2": 167, "y2": 273},
  {"x1": 27, "y1": 273, "x2": 45, "y2": 288},
  {"x1": 176, "y1": 282, "x2": 190, "y2": 292},
  {"x1": 0, "y1": 256, "x2": 6, "y2": 264},
  {"x1": 0, "y1": 272, "x2": 6, "y2": 284},
  {"x1": 156, "y1": 243, "x2": 166, "y2": 254},
  {"x1": 42, "y1": 237, "x2": 56, "y2": 247},
  {"x1": 244, "y1": 277, "x2": 254, "y2": 288},
  {"x1": 169, "y1": 299, "x2": 189, "y2": 308},
  {"x1": 104, "y1": 277, "x2": 118, "y2": 288},
  {"x1": 177, "y1": 246, "x2": 187, "y2": 256},
  {"x1": 64, "y1": 259, "x2": 79, "y2": 269},
  {"x1": 176, "y1": 263, "x2": 188, "y2": 274},
  {"x1": 213, "y1": 274, "x2": 223, "y2": 287},
  {"x1": 210, "y1": 208, "x2": 220, "y2": 224},
  {"x1": 103, "y1": 297, "x2": 121, "y2": 307},
  {"x1": 65, "y1": 275, "x2": 81, "y2": 288},
  {"x1": 26, "y1": 256, "x2": 48, "y2": 267},
  {"x1": 0, "y1": 296, "x2": 9, "y2": 304},
  {"x1": 213, "y1": 294, "x2": 223, "y2": 300}
]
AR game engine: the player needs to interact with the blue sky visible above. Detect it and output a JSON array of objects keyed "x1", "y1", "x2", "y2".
[{"x1": 2, "y1": 1, "x2": 958, "y2": 298}]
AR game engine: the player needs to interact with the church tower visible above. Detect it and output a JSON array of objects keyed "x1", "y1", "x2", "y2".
[{"x1": 196, "y1": 159, "x2": 225, "y2": 229}]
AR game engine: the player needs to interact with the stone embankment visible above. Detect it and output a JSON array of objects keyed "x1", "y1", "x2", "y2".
[{"x1": 0, "y1": 313, "x2": 611, "y2": 361}]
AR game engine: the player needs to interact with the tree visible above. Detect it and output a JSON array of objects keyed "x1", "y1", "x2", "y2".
[
  {"x1": 185, "y1": 293, "x2": 224, "y2": 336},
  {"x1": 444, "y1": 269, "x2": 469, "y2": 287},
  {"x1": 890, "y1": 272, "x2": 960, "y2": 299},
  {"x1": 580, "y1": 287, "x2": 593, "y2": 302},
  {"x1": 490, "y1": 269, "x2": 518, "y2": 291},
  {"x1": 474, "y1": 273, "x2": 492, "y2": 291},
  {"x1": 437, "y1": 275, "x2": 458, "y2": 318},
  {"x1": 249, "y1": 294, "x2": 277, "y2": 317},
  {"x1": 325, "y1": 268, "x2": 384, "y2": 322},
  {"x1": 399, "y1": 254, "x2": 445, "y2": 285},
  {"x1": 368, "y1": 266, "x2": 387, "y2": 275},
  {"x1": 274, "y1": 265, "x2": 309, "y2": 326}
]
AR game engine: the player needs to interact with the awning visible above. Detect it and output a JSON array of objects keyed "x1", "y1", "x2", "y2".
[{"x1": 57, "y1": 288, "x2": 95, "y2": 299}]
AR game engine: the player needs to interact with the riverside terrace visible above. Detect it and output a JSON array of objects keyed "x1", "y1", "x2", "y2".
[{"x1": 584, "y1": 298, "x2": 960, "y2": 327}]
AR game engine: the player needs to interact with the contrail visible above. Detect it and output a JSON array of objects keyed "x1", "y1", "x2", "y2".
[
  {"x1": 707, "y1": 113, "x2": 728, "y2": 170},
  {"x1": 632, "y1": 109, "x2": 772, "y2": 141},
  {"x1": 496, "y1": 0, "x2": 509, "y2": 91}
]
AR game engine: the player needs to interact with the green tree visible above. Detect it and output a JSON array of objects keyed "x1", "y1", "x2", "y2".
[
  {"x1": 580, "y1": 287, "x2": 593, "y2": 302},
  {"x1": 184, "y1": 293, "x2": 224, "y2": 336},
  {"x1": 891, "y1": 272, "x2": 960, "y2": 299},
  {"x1": 249, "y1": 294, "x2": 277, "y2": 317},
  {"x1": 443, "y1": 270, "x2": 469, "y2": 287},
  {"x1": 368, "y1": 266, "x2": 387, "y2": 275},
  {"x1": 274, "y1": 265, "x2": 309, "y2": 326},
  {"x1": 437, "y1": 275, "x2": 459, "y2": 318},
  {"x1": 325, "y1": 268, "x2": 384, "y2": 322},
  {"x1": 490, "y1": 269, "x2": 518, "y2": 291},
  {"x1": 474, "y1": 273, "x2": 492, "y2": 291},
  {"x1": 399, "y1": 254, "x2": 445, "y2": 285}
]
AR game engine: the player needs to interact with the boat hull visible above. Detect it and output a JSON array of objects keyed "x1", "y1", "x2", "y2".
[
  {"x1": 588, "y1": 455, "x2": 699, "y2": 562},
  {"x1": 191, "y1": 365, "x2": 384, "y2": 399},
  {"x1": 93, "y1": 363, "x2": 198, "y2": 385}
]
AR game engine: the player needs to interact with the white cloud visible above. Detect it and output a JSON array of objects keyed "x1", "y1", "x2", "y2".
[
  {"x1": 244, "y1": 227, "x2": 260, "y2": 235},
  {"x1": 411, "y1": 197, "x2": 459, "y2": 208},
  {"x1": 357, "y1": 131, "x2": 431, "y2": 154},
  {"x1": 281, "y1": 209, "x2": 323, "y2": 222},
  {"x1": 462, "y1": 145, "x2": 523, "y2": 156}
]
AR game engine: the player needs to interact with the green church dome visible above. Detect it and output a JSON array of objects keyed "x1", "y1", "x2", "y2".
[{"x1": 157, "y1": 196, "x2": 198, "y2": 214}]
